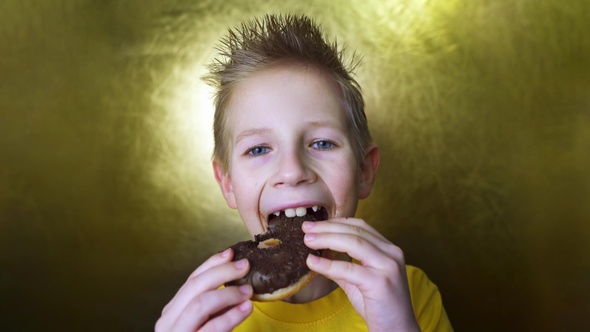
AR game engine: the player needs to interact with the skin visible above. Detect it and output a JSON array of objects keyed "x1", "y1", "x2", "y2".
[{"x1": 155, "y1": 64, "x2": 420, "y2": 332}]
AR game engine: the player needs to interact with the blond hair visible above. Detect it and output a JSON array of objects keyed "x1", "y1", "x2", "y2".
[{"x1": 204, "y1": 14, "x2": 371, "y2": 172}]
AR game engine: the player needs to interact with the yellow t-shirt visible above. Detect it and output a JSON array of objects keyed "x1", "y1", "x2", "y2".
[{"x1": 233, "y1": 265, "x2": 453, "y2": 331}]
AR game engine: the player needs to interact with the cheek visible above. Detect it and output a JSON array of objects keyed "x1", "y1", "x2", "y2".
[
  {"x1": 325, "y1": 166, "x2": 358, "y2": 195},
  {"x1": 338, "y1": 164, "x2": 361, "y2": 198},
  {"x1": 231, "y1": 169, "x2": 262, "y2": 202}
]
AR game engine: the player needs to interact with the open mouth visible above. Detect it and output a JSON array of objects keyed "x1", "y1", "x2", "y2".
[
  {"x1": 256, "y1": 205, "x2": 329, "y2": 247},
  {"x1": 268, "y1": 206, "x2": 329, "y2": 224}
]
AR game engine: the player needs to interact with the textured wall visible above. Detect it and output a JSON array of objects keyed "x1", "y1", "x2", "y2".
[{"x1": 1, "y1": 1, "x2": 589, "y2": 331}]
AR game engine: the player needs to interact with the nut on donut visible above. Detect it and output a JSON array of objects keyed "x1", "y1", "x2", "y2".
[{"x1": 226, "y1": 206, "x2": 328, "y2": 301}]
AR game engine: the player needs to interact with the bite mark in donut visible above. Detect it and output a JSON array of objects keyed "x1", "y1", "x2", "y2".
[{"x1": 226, "y1": 206, "x2": 328, "y2": 301}]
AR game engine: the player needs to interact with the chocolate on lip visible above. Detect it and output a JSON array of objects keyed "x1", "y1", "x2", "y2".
[{"x1": 226, "y1": 206, "x2": 328, "y2": 296}]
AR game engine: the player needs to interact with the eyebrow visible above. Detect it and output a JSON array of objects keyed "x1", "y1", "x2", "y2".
[
  {"x1": 306, "y1": 120, "x2": 344, "y2": 130},
  {"x1": 303, "y1": 120, "x2": 348, "y2": 135},
  {"x1": 234, "y1": 120, "x2": 345, "y2": 144},
  {"x1": 235, "y1": 128, "x2": 272, "y2": 144}
]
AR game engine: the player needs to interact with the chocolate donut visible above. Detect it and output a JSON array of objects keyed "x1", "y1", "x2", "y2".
[{"x1": 226, "y1": 207, "x2": 327, "y2": 301}]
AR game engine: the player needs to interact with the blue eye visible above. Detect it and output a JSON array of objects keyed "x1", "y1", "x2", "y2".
[
  {"x1": 247, "y1": 146, "x2": 270, "y2": 156},
  {"x1": 311, "y1": 140, "x2": 335, "y2": 150}
]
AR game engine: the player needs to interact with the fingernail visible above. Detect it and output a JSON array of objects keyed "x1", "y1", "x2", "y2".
[
  {"x1": 220, "y1": 248, "x2": 231, "y2": 258},
  {"x1": 304, "y1": 233, "x2": 316, "y2": 241},
  {"x1": 239, "y1": 284, "x2": 252, "y2": 295},
  {"x1": 239, "y1": 300, "x2": 252, "y2": 312},
  {"x1": 307, "y1": 253, "x2": 321, "y2": 265},
  {"x1": 234, "y1": 259, "x2": 248, "y2": 269},
  {"x1": 302, "y1": 221, "x2": 314, "y2": 230}
]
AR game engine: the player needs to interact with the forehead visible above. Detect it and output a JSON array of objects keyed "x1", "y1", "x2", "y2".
[{"x1": 225, "y1": 64, "x2": 347, "y2": 136}]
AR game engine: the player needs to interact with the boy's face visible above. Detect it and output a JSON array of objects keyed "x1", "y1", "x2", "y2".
[{"x1": 214, "y1": 65, "x2": 378, "y2": 237}]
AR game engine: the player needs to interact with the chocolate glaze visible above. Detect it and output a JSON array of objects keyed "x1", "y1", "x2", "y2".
[{"x1": 226, "y1": 208, "x2": 326, "y2": 296}]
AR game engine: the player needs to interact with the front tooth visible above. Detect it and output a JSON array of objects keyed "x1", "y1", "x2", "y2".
[
  {"x1": 273, "y1": 211, "x2": 280, "y2": 217},
  {"x1": 312, "y1": 205, "x2": 318, "y2": 212},
  {"x1": 284, "y1": 208, "x2": 296, "y2": 218},
  {"x1": 296, "y1": 207, "x2": 307, "y2": 217}
]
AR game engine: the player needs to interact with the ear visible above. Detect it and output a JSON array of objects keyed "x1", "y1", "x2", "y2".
[
  {"x1": 213, "y1": 160, "x2": 237, "y2": 209},
  {"x1": 359, "y1": 144, "x2": 380, "y2": 199}
]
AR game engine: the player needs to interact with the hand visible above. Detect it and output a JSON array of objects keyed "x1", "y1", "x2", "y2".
[
  {"x1": 155, "y1": 248, "x2": 253, "y2": 332},
  {"x1": 303, "y1": 218, "x2": 421, "y2": 332}
]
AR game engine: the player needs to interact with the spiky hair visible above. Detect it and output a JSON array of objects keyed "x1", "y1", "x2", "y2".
[{"x1": 204, "y1": 14, "x2": 371, "y2": 172}]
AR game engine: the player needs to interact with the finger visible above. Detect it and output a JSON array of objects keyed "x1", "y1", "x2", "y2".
[
  {"x1": 162, "y1": 249, "x2": 236, "y2": 315},
  {"x1": 306, "y1": 253, "x2": 371, "y2": 287},
  {"x1": 303, "y1": 219, "x2": 387, "y2": 247},
  {"x1": 190, "y1": 248, "x2": 234, "y2": 278},
  {"x1": 163, "y1": 258, "x2": 250, "y2": 319},
  {"x1": 304, "y1": 231, "x2": 404, "y2": 268},
  {"x1": 199, "y1": 300, "x2": 253, "y2": 332},
  {"x1": 331, "y1": 218, "x2": 388, "y2": 241},
  {"x1": 171, "y1": 285, "x2": 253, "y2": 331},
  {"x1": 323, "y1": 218, "x2": 388, "y2": 242},
  {"x1": 307, "y1": 253, "x2": 407, "y2": 290}
]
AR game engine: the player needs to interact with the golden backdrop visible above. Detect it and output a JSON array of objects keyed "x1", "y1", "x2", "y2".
[{"x1": 1, "y1": 0, "x2": 589, "y2": 331}]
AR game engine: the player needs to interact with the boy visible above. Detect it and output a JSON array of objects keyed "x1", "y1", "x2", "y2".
[{"x1": 156, "y1": 14, "x2": 452, "y2": 331}]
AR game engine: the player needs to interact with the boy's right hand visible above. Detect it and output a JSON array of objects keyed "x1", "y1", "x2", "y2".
[{"x1": 155, "y1": 248, "x2": 253, "y2": 332}]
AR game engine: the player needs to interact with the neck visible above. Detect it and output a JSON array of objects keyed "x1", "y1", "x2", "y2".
[{"x1": 281, "y1": 274, "x2": 338, "y2": 304}]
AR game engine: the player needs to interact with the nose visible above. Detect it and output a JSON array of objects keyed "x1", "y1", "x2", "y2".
[{"x1": 271, "y1": 149, "x2": 316, "y2": 187}]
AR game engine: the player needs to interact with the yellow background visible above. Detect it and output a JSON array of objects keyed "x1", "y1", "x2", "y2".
[{"x1": 1, "y1": 1, "x2": 589, "y2": 331}]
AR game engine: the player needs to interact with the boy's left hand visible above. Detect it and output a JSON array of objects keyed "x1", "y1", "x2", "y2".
[{"x1": 303, "y1": 218, "x2": 421, "y2": 332}]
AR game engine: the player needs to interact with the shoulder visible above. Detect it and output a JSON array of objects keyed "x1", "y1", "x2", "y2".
[
  {"x1": 406, "y1": 265, "x2": 437, "y2": 294},
  {"x1": 406, "y1": 265, "x2": 454, "y2": 332}
]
